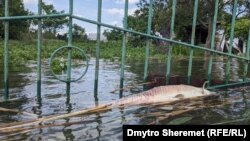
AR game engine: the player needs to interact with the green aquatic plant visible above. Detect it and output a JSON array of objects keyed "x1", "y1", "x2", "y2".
[
  {"x1": 0, "y1": 39, "x2": 204, "y2": 67},
  {"x1": 51, "y1": 58, "x2": 67, "y2": 73}
]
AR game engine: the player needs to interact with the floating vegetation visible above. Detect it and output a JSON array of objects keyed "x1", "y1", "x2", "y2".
[{"x1": 0, "y1": 40, "x2": 205, "y2": 66}]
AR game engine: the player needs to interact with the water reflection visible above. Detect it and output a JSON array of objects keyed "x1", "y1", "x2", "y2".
[{"x1": 0, "y1": 58, "x2": 250, "y2": 140}]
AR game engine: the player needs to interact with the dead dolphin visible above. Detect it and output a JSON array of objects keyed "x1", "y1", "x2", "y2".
[
  {"x1": 113, "y1": 84, "x2": 215, "y2": 106},
  {"x1": 0, "y1": 84, "x2": 215, "y2": 133}
]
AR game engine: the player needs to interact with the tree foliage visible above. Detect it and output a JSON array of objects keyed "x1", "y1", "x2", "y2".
[
  {"x1": 0, "y1": 0, "x2": 30, "y2": 39},
  {"x1": 127, "y1": 0, "x2": 250, "y2": 48},
  {"x1": 40, "y1": 2, "x2": 68, "y2": 35},
  {"x1": 233, "y1": 18, "x2": 250, "y2": 40},
  {"x1": 56, "y1": 24, "x2": 87, "y2": 41},
  {"x1": 72, "y1": 24, "x2": 87, "y2": 41},
  {"x1": 103, "y1": 29, "x2": 123, "y2": 41},
  {"x1": 29, "y1": 1, "x2": 68, "y2": 39}
]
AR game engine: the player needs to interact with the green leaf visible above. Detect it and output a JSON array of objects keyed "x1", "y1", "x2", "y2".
[{"x1": 167, "y1": 117, "x2": 193, "y2": 125}]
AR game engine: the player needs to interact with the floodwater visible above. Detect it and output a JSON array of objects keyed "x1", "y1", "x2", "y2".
[{"x1": 0, "y1": 57, "x2": 250, "y2": 141}]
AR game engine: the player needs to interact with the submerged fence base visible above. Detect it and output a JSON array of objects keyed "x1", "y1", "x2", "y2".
[{"x1": 0, "y1": 0, "x2": 250, "y2": 100}]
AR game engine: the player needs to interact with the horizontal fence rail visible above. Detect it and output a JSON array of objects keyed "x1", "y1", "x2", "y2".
[
  {"x1": 72, "y1": 15, "x2": 250, "y2": 61},
  {"x1": 0, "y1": 0, "x2": 250, "y2": 100},
  {"x1": 0, "y1": 13, "x2": 70, "y2": 20}
]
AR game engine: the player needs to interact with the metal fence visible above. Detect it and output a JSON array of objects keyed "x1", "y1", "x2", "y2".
[{"x1": 0, "y1": 0, "x2": 250, "y2": 101}]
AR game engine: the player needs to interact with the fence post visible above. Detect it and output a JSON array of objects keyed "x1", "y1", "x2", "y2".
[
  {"x1": 187, "y1": 0, "x2": 199, "y2": 84},
  {"x1": 166, "y1": 0, "x2": 176, "y2": 84},
  {"x1": 66, "y1": 0, "x2": 73, "y2": 95},
  {"x1": 143, "y1": 0, "x2": 153, "y2": 82},
  {"x1": 119, "y1": 0, "x2": 128, "y2": 97},
  {"x1": 225, "y1": 0, "x2": 238, "y2": 84},
  {"x1": 94, "y1": 0, "x2": 102, "y2": 97},
  {"x1": 244, "y1": 28, "x2": 250, "y2": 81},
  {"x1": 4, "y1": 0, "x2": 9, "y2": 100},
  {"x1": 37, "y1": 0, "x2": 42, "y2": 100},
  {"x1": 207, "y1": 0, "x2": 219, "y2": 86}
]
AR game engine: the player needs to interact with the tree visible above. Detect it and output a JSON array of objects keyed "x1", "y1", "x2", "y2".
[
  {"x1": 127, "y1": 0, "x2": 168, "y2": 47},
  {"x1": 128, "y1": 0, "x2": 250, "y2": 50},
  {"x1": 72, "y1": 24, "x2": 87, "y2": 41},
  {"x1": 103, "y1": 29, "x2": 123, "y2": 41},
  {"x1": 0, "y1": 0, "x2": 30, "y2": 39},
  {"x1": 231, "y1": 18, "x2": 250, "y2": 41},
  {"x1": 33, "y1": 2, "x2": 68, "y2": 36},
  {"x1": 223, "y1": 0, "x2": 250, "y2": 40}
]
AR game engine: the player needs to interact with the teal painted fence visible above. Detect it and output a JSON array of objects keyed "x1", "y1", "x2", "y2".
[{"x1": 0, "y1": 0, "x2": 250, "y2": 100}]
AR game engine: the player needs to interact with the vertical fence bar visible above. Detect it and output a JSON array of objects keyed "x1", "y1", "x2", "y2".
[
  {"x1": 94, "y1": 0, "x2": 102, "y2": 97},
  {"x1": 143, "y1": 0, "x2": 153, "y2": 81},
  {"x1": 207, "y1": 0, "x2": 219, "y2": 86},
  {"x1": 3, "y1": 0, "x2": 9, "y2": 100},
  {"x1": 37, "y1": 0, "x2": 42, "y2": 100},
  {"x1": 119, "y1": 0, "x2": 128, "y2": 97},
  {"x1": 166, "y1": 0, "x2": 176, "y2": 84},
  {"x1": 243, "y1": 28, "x2": 250, "y2": 81},
  {"x1": 187, "y1": 0, "x2": 198, "y2": 84},
  {"x1": 225, "y1": 0, "x2": 237, "y2": 84},
  {"x1": 66, "y1": 0, "x2": 73, "y2": 95}
]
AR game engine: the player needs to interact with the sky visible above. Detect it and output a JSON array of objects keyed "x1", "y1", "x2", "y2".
[{"x1": 23, "y1": 0, "x2": 139, "y2": 34}]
